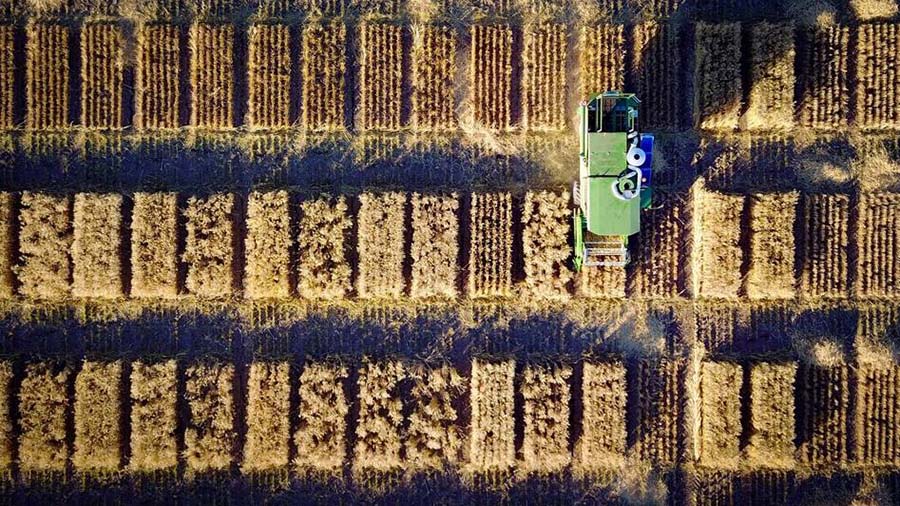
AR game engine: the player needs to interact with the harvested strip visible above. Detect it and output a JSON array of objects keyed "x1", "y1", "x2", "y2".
[
  {"x1": 469, "y1": 358, "x2": 515, "y2": 471},
  {"x1": 355, "y1": 360, "x2": 404, "y2": 471},
  {"x1": 246, "y1": 24, "x2": 291, "y2": 129},
  {"x1": 468, "y1": 192, "x2": 512, "y2": 298},
  {"x1": 522, "y1": 23, "x2": 566, "y2": 131},
  {"x1": 410, "y1": 193, "x2": 459, "y2": 298},
  {"x1": 185, "y1": 362, "x2": 235, "y2": 472},
  {"x1": 73, "y1": 360, "x2": 122, "y2": 472},
  {"x1": 406, "y1": 364, "x2": 465, "y2": 469},
  {"x1": 855, "y1": 23, "x2": 900, "y2": 129},
  {"x1": 412, "y1": 25, "x2": 456, "y2": 130},
  {"x1": 522, "y1": 190, "x2": 572, "y2": 298},
  {"x1": 18, "y1": 362, "x2": 70, "y2": 472},
  {"x1": 855, "y1": 192, "x2": 900, "y2": 297},
  {"x1": 0, "y1": 192, "x2": 12, "y2": 297},
  {"x1": 302, "y1": 21, "x2": 346, "y2": 131},
  {"x1": 742, "y1": 23, "x2": 795, "y2": 130},
  {"x1": 0, "y1": 26, "x2": 13, "y2": 129},
  {"x1": 0, "y1": 362, "x2": 11, "y2": 470},
  {"x1": 691, "y1": 186, "x2": 743, "y2": 298},
  {"x1": 580, "y1": 25, "x2": 624, "y2": 98},
  {"x1": 243, "y1": 361, "x2": 291, "y2": 472},
  {"x1": 357, "y1": 23, "x2": 403, "y2": 131},
  {"x1": 297, "y1": 195, "x2": 352, "y2": 299},
  {"x1": 699, "y1": 361, "x2": 741, "y2": 469},
  {"x1": 135, "y1": 24, "x2": 180, "y2": 129},
  {"x1": 798, "y1": 364, "x2": 850, "y2": 466},
  {"x1": 799, "y1": 194, "x2": 849, "y2": 298},
  {"x1": 746, "y1": 362, "x2": 797, "y2": 468},
  {"x1": 183, "y1": 193, "x2": 235, "y2": 297},
  {"x1": 630, "y1": 22, "x2": 680, "y2": 130},
  {"x1": 294, "y1": 362, "x2": 348, "y2": 472},
  {"x1": 577, "y1": 361, "x2": 626, "y2": 469},
  {"x1": 16, "y1": 192, "x2": 71, "y2": 298},
  {"x1": 470, "y1": 25, "x2": 513, "y2": 130},
  {"x1": 26, "y1": 23, "x2": 69, "y2": 129},
  {"x1": 245, "y1": 190, "x2": 291, "y2": 299},
  {"x1": 746, "y1": 192, "x2": 798, "y2": 300},
  {"x1": 191, "y1": 24, "x2": 235, "y2": 129},
  {"x1": 72, "y1": 193, "x2": 123, "y2": 298},
  {"x1": 635, "y1": 359, "x2": 682, "y2": 465},
  {"x1": 521, "y1": 364, "x2": 571, "y2": 473},
  {"x1": 357, "y1": 192, "x2": 406, "y2": 298},
  {"x1": 694, "y1": 23, "x2": 741, "y2": 130},
  {"x1": 629, "y1": 194, "x2": 685, "y2": 298},
  {"x1": 797, "y1": 26, "x2": 849, "y2": 129},
  {"x1": 81, "y1": 23, "x2": 124, "y2": 129},
  {"x1": 130, "y1": 360, "x2": 178, "y2": 472},
  {"x1": 855, "y1": 364, "x2": 900, "y2": 465},
  {"x1": 131, "y1": 192, "x2": 178, "y2": 298}
]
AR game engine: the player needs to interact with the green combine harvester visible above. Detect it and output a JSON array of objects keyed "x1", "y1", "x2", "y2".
[{"x1": 572, "y1": 91, "x2": 654, "y2": 271}]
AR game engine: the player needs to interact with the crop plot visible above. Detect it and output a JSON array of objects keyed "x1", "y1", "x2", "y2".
[
  {"x1": 294, "y1": 362, "x2": 349, "y2": 472},
  {"x1": 357, "y1": 23, "x2": 403, "y2": 131},
  {"x1": 26, "y1": 23, "x2": 69, "y2": 130},
  {"x1": 855, "y1": 23, "x2": 900, "y2": 129},
  {"x1": 412, "y1": 26, "x2": 456, "y2": 130},
  {"x1": 693, "y1": 23, "x2": 741, "y2": 130},
  {"x1": 406, "y1": 364, "x2": 465, "y2": 469},
  {"x1": 520, "y1": 364, "x2": 571, "y2": 473},
  {"x1": 243, "y1": 361, "x2": 291, "y2": 471},
  {"x1": 521, "y1": 191, "x2": 571, "y2": 298},
  {"x1": 469, "y1": 358, "x2": 515, "y2": 472},
  {"x1": 0, "y1": 362, "x2": 10, "y2": 470},
  {"x1": 16, "y1": 192, "x2": 71, "y2": 298},
  {"x1": 746, "y1": 362, "x2": 796, "y2": 468},
  {"x1": 246, "y1": 24, "x2": 291, "y2": 129},
  {"x1": 580, "y1": 25, "x2": 625, "y2": 98},
  {"x1": 577, "y1": 361, "x2": 626, "y2": 469},
  {"x1": 691, "y1": 187, "x2": 743, "y2": 298},
  {"x1": 357, "y1": 192, "x2": 406, "y2": 298},
  {"x1": 799, "y1": 194, "x2": 849, "y2": 298},
  {"x1": 410, "y1": 193, "x2": 459, "y2": 298},
  {"x1": 185, "y1": 362, "x2": 235, "y2": 472},
  {"x1": 468, "y1": 192, "x2": 513, "y2": 298},
  {"x1": 0, "y1": 26, "x2": 13, "y2": 129},
  {"x1": 742, "y1": 23, "x2": 795, "y2": 131},
  {"x1": 855, "y1": 192, "x2": 900, "y2": 298},
  {"x1": 521, "y1": 23, "x2": 566, "y2": 131},
  {"x1": 18, "y1": 362, "x2": 70, "y2": 472},
  {"x1": 855, "y1": 364, "x2": 900, "y2": 465},
  {"x1": 630, "y1": 22, "x2": 681, "y2": 130},
  {"x1": 132, "y1": 193, "x2": 178, "y2": 298},
  {"x1": 73, "y1": 361, "x2": 122, "y2": 472},
  {"x1": 183, "y1": 193, "x2": 235, "y2": 298},
  {"x1": 692, "y1": 470, "x2": 734, "y2": 506},
  {"x1": 470, "y1": 25, "x2": 513, "y2": 130},
  {"x1": 746, "y1": 192, "x2": 798, "y2": 300},
  {"x1": 191, "y1": 24, "x2": 235, "y2": 128},
  {"x1": 81, "y1": 23, "x2": 124, "y2": 129},
  {"x1": 130, "y1": 360, "x2": 178, "y2": 472},
  {"x1": 635, "y1": 359, "x2": 682, "y2": 465},
  {"x1": 245, "y1": 191, "x2": 291, "y2": 299},
  {"x1": 72, "y1": 193, "x2": 123, "y2": 298},
  {"x1": 699, "y1": 361, "x2": 741, "y2": 468},
  {"x1": 296, "y1": 195, "x2": 352, "y2": 299},
  {"x1": 355, "y1": 360, "x2": 404, "y2": 471},
  {"x1": 629, "y1": 193, "x2": 686, "y2": 298},
  {"x1": 302, "y1": 21, "x2": 346, "y2": 131},
  {"x1": 797, "y1": 365, "x2": 849, "y2": 466},
  {"x1": 797, "y1": 27, "x2": 849, "y2": 129},
  {"x1": 0, "y1": 192, "x2": 13, "y2": 298},
  {"x1": 136, "y1": 24, "x2": 181, "y2": 129}
]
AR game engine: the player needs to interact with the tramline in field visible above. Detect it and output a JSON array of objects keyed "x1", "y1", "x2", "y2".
[{"x1": 572, "y1": 91, "x2": 655, "y2": 270}]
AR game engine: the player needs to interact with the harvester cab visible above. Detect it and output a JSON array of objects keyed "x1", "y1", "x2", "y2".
[{"x1": 572, "y1": 91, "x2": 654, "y2": 271}]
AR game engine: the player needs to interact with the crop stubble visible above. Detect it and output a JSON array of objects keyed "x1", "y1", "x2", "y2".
[
  {"x1": 0, "y1": 26, "x2": 14, "y2": 129},
  {"x1": 296, "y1": 195, "x2": 352, "y2": 299},
  {"x1": 797, "y1": 364, "x2": 849, "y2": 466},
  {"x1": 191, "y1": 24, "x2": 235, "y2": 128},
  {"x1": 0, "y1": 192, "x2": 13, "y2": 297},
  {"x1": 358, "y1": 23, "x2": 403, "y2": 131},
  {"x1": 357, "y1": 192, "x2": 406, "y2": 298},
  {"x1": 26, "y1": 23, "x2": 69, "y2": 130},
  {"x1": 693, "y1": 23, "x2": 741, "y2": 130},
  {"x1": 247, "y1": 24, "x2": 291, "y2": 129},
  {"x1": 136, "y1": 24, "x2": 181, "y2": 129},
  {"x1": 576, "y1": 361, "x2": 626, "y2": 470},
  {"x1": 470, "y1": 25, "x2": 513, "y2": 130},
  {"x1": 522, "y1": 23, "x2": 566, "y2": 131},
  {"x1": 855, "y1": 364, "x2": 900, "y2": 465},
  {"x1": 629, "y1": 194, "x2": 685, "y2": 298},
  {"x1": 245, "y1": 190, "x2": 291, "y2": 299},
  {"x1": 630, "y1": 22, "x2": 680, "y2": 130},
  {"x1": 855, "y1": 192, "x2": 900, "y2": 297},
  {"x1": 81, "y1": 23, "x2": 124, "y2": 129},
  {"x1": 798, "y1": 26, "x2": 849, "y2": 129},
  {"x1": 412, "y1": 25, "x2": 456, "y2": 130},
  {"x1": 302, "y1": 21, "x2": 346, "y2": 131},
  {"x1": 410, "y1": 193, "x2": 459, "y2": 298},
  {"x1": 468, "y1": 192, "x2": 512, "y2": 298},
  {"x1": 855, "y1": 23, "x2": 900, "y2": 129},
  {"x1": 635, "y1": 359, "x2": 682, "y2": 465},
  {"x1": 799, "y1": 193, "x2": 849, "y2": 298}
]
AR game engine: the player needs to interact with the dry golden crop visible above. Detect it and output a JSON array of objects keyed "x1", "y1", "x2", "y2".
[
  {"x1": 299, "y1": 0, "x2": 344, "y2": 16},
  {"x1": 185, "y1": 361, "x2": 235, "y2": 472},
  {"x1": 635, "y1": 359, "x2": 681, "y2": 465},
  {"x1": 0, "y1": 26, "x2": 13, "y2": 129},
  {"x1": 81, "y1": 23, "x2": 124, "y2": 129},
  {"x1": 245, "y1": 190, "x2": 291, "y2": 299},
  {"x1": 26, "y1": 23, "x2": 69, "y2": 130},
  {"x1": 468, "y1": 192, "x2": 512, "y2": 298},
  {"x1": 746, "y1": 192, "x2": 799, "y2": 300},
  {"x1": 296, "y1": 195, "x2": 352, "y2": 299},
  {"x1": 405, "y1": 364, "x2": 465, "y2": 469},
  {"x1": 243, "y1": 361, "x2": 291, "y2": 472},
  {"x1": 799, "y1": 194, "x2": 849, "y2": 298},
  {"x1": 16, "y1": 192, "x2": 71, "y2": 298},
  {"x1": 357, "y1": 192, "x2": 406, "y2": 298},
  {"x1": 855, "y1": 192, "x2": 900, "y2": 297},
  {"x1": 135, "y1": 24, "x2": 181, "y2": 129},
  {"x1": 0, "y1": 192, "x2": 13, "y2": 297},
  {"x1": 294, "y1": 362, "x2": 348, "y2": 472},
  {"x1": 520, "y1": 364, "x2": 571, "y2": 473},
  {"x1": 797, "y1": 364, "x2": 850, "y2": 466},
  {"x1": 468, "y1": 358, "x2": 515, "y2": 472},
  {"x1": 357, "y1": 23, "x2": 403, "y2": 131},
  {"x1": 798, "y1": 26, "x2": 850, "y2": 129},
  {"x1": 630, "y1": 22, "x2": 680, "y2": 129},
  {"x1": 580, "y1": 25, "x2": 624, "y2": 99},
  {"x1": 746, "y1": 362, "x2": 797, "y2": 468},
  {"x1": 354, "y1": 360, "x2": 404, "y2": 472},
  {"x1": 855, "y1": 23, "x2": 900, "y2": 129},
  {"x1": 73, "y1": 361, "x2": 122, "y2": 472},
  {"x1": 18, "y1": 362, "x2": 70, "y2": 472},
  {"x1": 579, "y1": 265, "x2": 626, "y2": 298},
  {"x1": 302, "y1": 21, "x2": 346, "y2": 131},
  {"x1": 522, "y1": 23, "x2": 566, "y2": 131},
  {"x1": 183, "y1": 193, "x2": 235, "y2": 297},
  {"x1": 855, "y1": 364, "x2": 900, "y2": 465},
  {"x1": 522, "y1": 190, "x2": 572, "y2": 298},
  {"x1": 190, "y1": 24, "x2": 234, "y2": 128},
  {"x1": 630, "y1": 194, "x2": 685, "y2": 298},
  {"x1": 130, "y1": 360, "x2": 178, "y2": 472},
  {"x1": 131, "y1": 192, "x2": 179, "y2": 298},
  {"x1": 410, "y1": 193, "x2": 459, "y2": 298},
  {"x1": 576, "y1": 362, "x2": 626, "y2": 470},
  {"x1": 742, "y1": 23, "x2": 795, "y2": 131},
  {"x1": 412, "y1": 25, "x2": 456, "y2": 130},
  {"x1": 470, "y1": 25, "x2": 513, "y2": 130},
  {"x1": 0, "y1": 361, "x2": 12, "y2": 470},
  {"x1": 698, "y1": 361, "x2": 741, "y2": 469},
  {"x1": 691, "y1": 185, "x2": 744, "y2": 298},
  {"x1": 247, "y1": 24, "x2": 291, "y2": 129},
  {"x1": 72, "y1": 193, "x2": 123, "y2": 298},
  {"x1": 693, "y1": 23, "x2": 742, "y2": 130}
]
